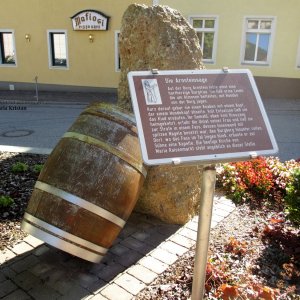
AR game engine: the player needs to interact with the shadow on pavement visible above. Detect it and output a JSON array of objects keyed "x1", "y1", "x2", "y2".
[{"x1": 0, "y1": 212, "x2": 180, "y2": 299}]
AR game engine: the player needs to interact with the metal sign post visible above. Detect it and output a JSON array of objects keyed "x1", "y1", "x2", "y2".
[
  {"x1": 191, "y1": 165, "x2": 216, "y2": 300},
  {"x1": 127, "y1": 68, "x2": 278, "y2": 300}
]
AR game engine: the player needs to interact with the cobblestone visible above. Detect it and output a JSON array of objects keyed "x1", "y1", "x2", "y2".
[
  {"x1": 1, "y1": 289, "x2": 31, "y2": 300},
  {"x1": 0, "y1": 280, "x2": 18, "y2": 298},
  {"x1": 31, "y1": 244, "x2": 49, "y2": 257},
  {"x1": 211, "y1": 213, "x2": 227, "y2": 223},
  {"x1": 1, "y1": 267, "x2": 16, "y2": 280},
  {"x1": 0, "y1": 249, "x2": 16, "y2": 264},
  {"x1": 10, "y1": 242, "x2": 33, "y2": 255},
  {"x1": 131, "y1": 230, "x2": 150, "y2": 242},
  {"x1": 143, "y1": 230, "x2": 167, "y2": 247},
  {"x1": 0, "y1": 195, "x2": 235, "y2": 300},
  {"x1": 109, "y1": 244, "x2": 130, "y2": 257},
  {"x1": 88, "y1": 294, "x2": 108, "y2": 300},
  {"x1": 74, "y1": 273, "x2": 100, "y2": 289},
  {"x1": 100, "y1": 283, "x2": 132, "y2": 300},
  {"x1": 97, "y1": 262, "x2": 126, "y2": 282},
  {"x1": 120, "y1": 236, "x2": 152, "y2": 255},
  {"x1": 85, "y1": 279, "x2": 106, "y2": 294},
  {"x1": 29, "y1": 261, "x2": 55, "y2": 278},
  {"x1": 56, "y1": 284, "x2": 89, "y2": 300},
  {"x1": 169, "y1": 233, "x2": 195, "y2": 248},
  {"x1": 0, "y1": 272, "x2": 6, "y2": 282},
  {"x1": 139, "y1": 256, "x2": 169, "y2": 274},
  {"x1": 10, "y1": 255, "x2": 39, "y2": 273},
  {"x1": 178, "y1": 227, "x2": 198, "y2": 241},
  {"x1": 150, "y1": 248, "x2": 178, "y2": 265},
  {"x1": 13, "y1": 271, "x2": 41, "y2": 291},
  {"x1": 213, "y1": 207, "x2": 233, "y2": 217},
  {"x1": 114, "y1": 273, "x2": 145, "y2": 295},
  {"x1": 114, "y1": 250, "x2": 143, "y2": 267},
  {"x1": 211, "y1": 219, "x2": 219, "y2": 229},
  {"x1": 50, "y1": 278, "x2": 78, "y2": 295},
  {"x1": 127, "y1": 265, "x2": 157, "y2": 284},
  {"x1": 160, "y1": 240, "x2": 188, "y2": 256},
  {"x1": 23, "y1": 235, "x2": 44, "y2": 248},
  {"x1": 28, "y1": 283, "x2": 61, "y2": 300},
  {"x1": 185, "y1": 219, "x2": 198, "y2": 231},
  {"x1": 155, "y1": 224, "x2": 180, "y2": 236}
]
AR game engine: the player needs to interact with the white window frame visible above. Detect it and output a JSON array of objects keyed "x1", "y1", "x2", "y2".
[
  {"x1": 241, "y1": 16, "x2": 276, "y2": 66},
  {"x1": 188, "y1": 15, "x2": 218, "y2": 64},
  {"x1": 0, "y1": 29, "x2": 17, "y2": 67},
  {"x1": 296, "y1": 36, "x2": 300, "y2": 69},
  {"x1": 47, "y1": 30, "x2": 69, "y2": 69},
  {"x1": 115, "y1": 30, "x2": 121, "y2": 72}
]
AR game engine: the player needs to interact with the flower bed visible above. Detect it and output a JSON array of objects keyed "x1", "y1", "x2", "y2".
[
  {"x1": 217, "y1": 156, "x2": 300, "y2": 225},
  {"x1": 137, "y1": 156, "x2": 300, "y2": 299}
]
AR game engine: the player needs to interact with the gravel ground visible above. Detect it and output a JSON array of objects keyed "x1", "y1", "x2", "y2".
[
  {"x1": 136, "y1": 204, "x2": 300, "y2": 299},
  {"x1": 0, "y1": 151, "x2": 47, "y2": 250},
  {"x1": 0, "y1": 151, "x2": 299, "y2": 299}
]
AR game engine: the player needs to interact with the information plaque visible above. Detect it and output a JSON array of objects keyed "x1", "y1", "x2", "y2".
[{"x1": 128, "y1": 69, "x2": 278, "y2": 165}]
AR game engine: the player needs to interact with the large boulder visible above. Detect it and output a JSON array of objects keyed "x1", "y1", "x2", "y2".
[
  {"x1": 118, "y1": 4, "x2": 204, "y2": 224},
  {"x1": 118, "y1": 4, "x2": 204, "y2": 112},
  {"x1": 135, "y1": 164, "x2": 203, "y2": 224}
]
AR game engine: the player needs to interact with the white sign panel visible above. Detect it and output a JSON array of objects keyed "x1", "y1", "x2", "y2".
[{"x1": 71, "y1": 10, "x2": 109, "y2": 31}]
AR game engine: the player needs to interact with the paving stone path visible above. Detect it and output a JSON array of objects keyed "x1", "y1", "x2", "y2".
[{"x1": 0, "y1": 194, "x2": 235, "y2": 300}]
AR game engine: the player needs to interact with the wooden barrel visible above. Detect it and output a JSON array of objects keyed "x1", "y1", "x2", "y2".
[{"x1": 21, "y1": 103, "x2": 146, "y2": 263}]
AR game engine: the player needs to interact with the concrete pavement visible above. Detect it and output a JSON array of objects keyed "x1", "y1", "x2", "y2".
[
  {"x1": 263, "y1": 98, "x2": 300, "y2": 161},
  {"x1": 0, "y1": 90, "x2": 117, "y2": 155},
  {"x1": 0, "y1": 90, "x2": 117, "y2": 105},
  {"x1": 0, "y1": 103, "x2": 86, "y2": 154}
]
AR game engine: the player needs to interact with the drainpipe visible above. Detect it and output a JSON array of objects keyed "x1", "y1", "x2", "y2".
[{"x1": 34, "y1": 76, "x2": 39, "y2": 103}]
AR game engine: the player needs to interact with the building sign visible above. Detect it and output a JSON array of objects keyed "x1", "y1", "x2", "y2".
[
  {"x1": 71, "y1": 10, "x2": 109, "y2": 31},
  {"x1": 128, "y1": 69, "x2": 278, "y2": 166}
]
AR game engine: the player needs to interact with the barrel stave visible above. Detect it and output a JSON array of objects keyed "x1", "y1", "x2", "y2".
[
  {"x1": 22, "y1": 103, "x2": 145, "y2": 263},
  {"x1": 38, "y1": 139, "x2": 144, "y2": 220}
]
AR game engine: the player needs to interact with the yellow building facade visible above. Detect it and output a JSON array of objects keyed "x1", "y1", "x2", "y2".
[
  {"x1": 159, "y1": 0, "x2": 300, "y2": 98},
  {"x1": 0, "y1": 0, "x2": 299, "y2": 98}
]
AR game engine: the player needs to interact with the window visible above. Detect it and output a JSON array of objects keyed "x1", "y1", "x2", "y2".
[
  {"x1": 242, "y1": 17, "x2": 275, "y2": 65},
  {"x1": 189, "y1": 16, "x2": 218, "y2": 63},
  {"x1": 48, "y1": 30, "x2": 68, "y2": 68},
  {"x1": 0, "y1": 31, "x2": 16, "y2": 65},
  {"x1": 115, "y1": 30, "x2": 121, "y2": 72}
]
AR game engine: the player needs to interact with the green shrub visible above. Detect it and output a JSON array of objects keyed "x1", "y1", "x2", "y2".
[
  {"x1": 0, "y1": 195, "x2": 14, "y2": 208},
  {"x1": 11, "y1": 162, "x2": 29, "y2": 173},
  {"x1": 32, "y1": 164, "x2": 44, "y2": 174},
  {"x1": 284, "y1": 168, "x2": 300, "y2": 224}
]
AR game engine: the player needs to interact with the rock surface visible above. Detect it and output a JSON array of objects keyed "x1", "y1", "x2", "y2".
[
  {"x1": 118, "y1": 4, "x2": 204, "y2": 112},
  {"x1": 118, "y1": 4, "x2": 204, "y2": 224},
  {"x1": 135, "y1": 165, "x2": 203, "y2": 224}
]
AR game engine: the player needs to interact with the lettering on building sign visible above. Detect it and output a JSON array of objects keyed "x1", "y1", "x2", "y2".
[{"x1": 71, "y1": 10, "x2": 109, "y2": 31}]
